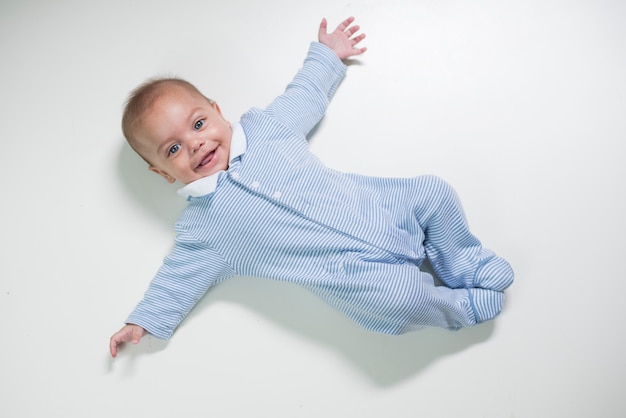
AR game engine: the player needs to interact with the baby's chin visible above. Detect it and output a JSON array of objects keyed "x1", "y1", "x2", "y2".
[
  {"x1": 195, "y1": 165, "x2": 226, "y2": 180},
  {"x1": 184, "y1": 166, "x2": 227, "y2": 184}
]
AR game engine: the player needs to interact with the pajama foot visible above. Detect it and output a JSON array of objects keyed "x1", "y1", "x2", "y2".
[
  {"x1": 473, "y1": 256, "x2": 514, "y2": 291},
  {"x1": 468, "y1": 288, "x2": 504, "y2": 323}
]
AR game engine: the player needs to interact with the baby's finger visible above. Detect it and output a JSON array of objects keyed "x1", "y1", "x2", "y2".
[
  {"x1": 346, "y1": 25, "x2": 360, "y2": 38},
  {"x1": 110, "y1": 337, "x2": 121, "y2": 358},
  {"x1": 335, "y1": 16, "x2": 355, "y2": 32},
  {"x1": 319, "y1": 17, "x2": 328, "y2": 32},
  {"x1": 352, "y1": 33, "x2": 366, "y2": 45}
]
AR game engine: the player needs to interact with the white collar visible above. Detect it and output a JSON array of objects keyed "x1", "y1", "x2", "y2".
[{"x1": 177, "y1": 122, "x2": 247, "y2": 198}]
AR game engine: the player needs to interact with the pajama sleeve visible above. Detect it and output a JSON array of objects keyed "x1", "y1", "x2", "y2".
[
  {"x1": 126, "y1": 234, "x2": 235, "y2": 340},
  {"x1": 263, "y1": 42, "x2": 347, "y2": 138}
]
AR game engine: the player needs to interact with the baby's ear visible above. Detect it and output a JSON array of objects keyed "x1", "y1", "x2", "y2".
[
  {"x1": 211, "y1": 102, "x2": 231, "y2": 126},
  {"x1": 212, "y1": 101, "x2": 226, "y2": 117},
  {"x1": 148, "y1": 166, "x2": 176, "y2": 184}
]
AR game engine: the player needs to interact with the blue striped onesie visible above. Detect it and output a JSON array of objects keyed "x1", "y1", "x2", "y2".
[{"x1": 126, "y1": 42, "x2": 514, "y2": 340}]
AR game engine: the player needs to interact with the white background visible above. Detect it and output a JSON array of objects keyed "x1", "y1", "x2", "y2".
[{"x1": 1, "y1": 0, "x2": 625, "y2": 417}]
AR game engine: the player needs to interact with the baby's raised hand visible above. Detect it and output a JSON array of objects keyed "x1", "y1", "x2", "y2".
[{"x1": 318, "y1": 16, "x2": 367, "y2": 60}]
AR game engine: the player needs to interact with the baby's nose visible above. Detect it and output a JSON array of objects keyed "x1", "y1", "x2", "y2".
[{"x1": 192, "y1": 138, "x2": 205, "y2": 153}]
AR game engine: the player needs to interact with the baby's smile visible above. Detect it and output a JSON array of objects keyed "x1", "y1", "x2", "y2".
[{"x1": 198, "y1": 149, "x2": 216, "y2": 168}]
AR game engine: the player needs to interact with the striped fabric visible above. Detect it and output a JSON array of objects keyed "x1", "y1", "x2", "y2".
[{"x1": 127, "y1": 42, "x2": 513, "y2": 340}]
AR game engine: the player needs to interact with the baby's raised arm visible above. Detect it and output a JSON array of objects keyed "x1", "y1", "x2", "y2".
[{"x1": 318, "y1": 16, "x2": 367, "y2": 60}]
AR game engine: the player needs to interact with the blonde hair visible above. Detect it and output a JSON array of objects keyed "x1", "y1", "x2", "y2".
[{"x1": 121, "y1": 78, "x2": 213, "y2": 163}]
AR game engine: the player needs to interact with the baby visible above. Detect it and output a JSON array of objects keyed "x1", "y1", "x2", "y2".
[{"x1": 110, "y1": 17, "x2": 513, "y2": 358}]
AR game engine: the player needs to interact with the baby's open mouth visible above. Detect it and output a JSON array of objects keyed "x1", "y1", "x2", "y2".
[{"x1": 198, "y1": 150, "x2": 215, "y2": 168}]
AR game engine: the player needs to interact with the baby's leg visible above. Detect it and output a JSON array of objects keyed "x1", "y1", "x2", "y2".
[
  {"x1": 309, "y1": 260, "x2": 503, "y2": 333},
  {"x1": 410, "y1": 175, "x2": 513, "y2": 291}
]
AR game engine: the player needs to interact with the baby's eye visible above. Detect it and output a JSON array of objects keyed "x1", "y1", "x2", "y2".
[
  {"x1": 194, "y1": 120, "x2": 204, "y2": 130},
  {"x1": 168, "y1": 144, "x2": 181, "y2": 155}
]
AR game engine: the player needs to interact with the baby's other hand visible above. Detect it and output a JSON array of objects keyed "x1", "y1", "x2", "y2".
[
  {"x1": 109, "y1": 324, "x2": 147, "y2": 358},
  {"x1": 318, "y1": 16, "x2": 367, "y2": 60}
]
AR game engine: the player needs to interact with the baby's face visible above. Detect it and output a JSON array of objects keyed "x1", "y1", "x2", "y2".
[{"x1": 135, "y1": 86, "x2": 232, "y2": 185}]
